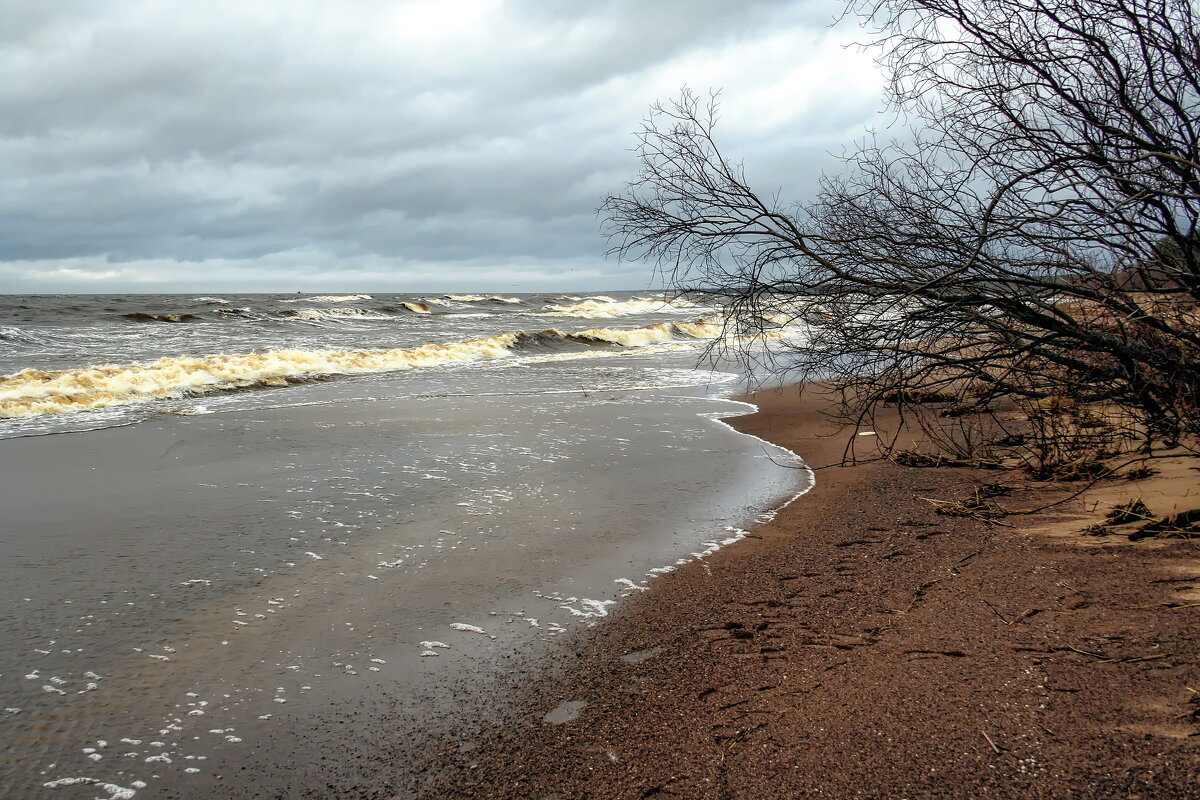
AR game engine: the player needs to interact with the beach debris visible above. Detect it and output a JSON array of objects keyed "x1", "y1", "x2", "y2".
[
  {"x1": 1128, "y1": 508, "x2": 1200, "y2": 541},
  {"x1": 1105, "y1": 498, "x2": 1152, "y2": 525},
  {"x1": 1030, "y1": 456, "x2": 1113, "y2": 482},
  {"x1": 1124, "y1": 464, "x2": 1160, "y2": 480},
  {"x1": 893, "y1": 449, "x2": 1006, "y2": 470},
  {"x1": 924, "y1": 489, "x2": 1008, "y2": 520}
]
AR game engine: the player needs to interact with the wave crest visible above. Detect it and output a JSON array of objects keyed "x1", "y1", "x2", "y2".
[
  {"x1": 538, "y1": 297, "x2": 696, "y2": 318},
  {"x1": 0, "y1": 321, "x2": 725, "y2": 420},
  {"x1": 444, "y1": 295, "x2": 521, "y2": 304},
  {"x1": 283, "y1": 294, "x2": 372, "y2": 303},
  {"x1": 281, "y1": 307, "x2": 392, "y2": 321},
  {"x1": 122, "y1": 312, "x2": 201, "y2": 323}
]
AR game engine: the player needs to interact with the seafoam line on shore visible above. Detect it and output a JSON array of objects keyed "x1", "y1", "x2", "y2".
[
  {"x1": 606, "y1": 392, "x2": 815, "y2": 599},
  {"x1": 703, "y1": 395, "x2": 816, "y2": 522}
]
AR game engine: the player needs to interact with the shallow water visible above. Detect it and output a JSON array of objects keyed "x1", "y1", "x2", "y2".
[{"x1": 0, "y1": 293, "x2": 810, "y2": 799}]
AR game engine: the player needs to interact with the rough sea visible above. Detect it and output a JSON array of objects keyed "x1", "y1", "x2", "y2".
[{"x1": 0, "y1": 292, "x2": 811, "y2": 798}]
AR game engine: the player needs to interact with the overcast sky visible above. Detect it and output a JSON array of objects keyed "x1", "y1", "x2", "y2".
[{"x1": 0, "y1": 0, "x2": 884, "y2": 293}]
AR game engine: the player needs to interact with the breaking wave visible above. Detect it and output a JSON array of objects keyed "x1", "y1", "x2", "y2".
[
  {"x1": 444, "y1": 295, "x2": 521, "y2": 304},
  {"x1": 0, "y1": 326, "x2": 42, "y2": 343},
  {"x1": 283, "y1": 294, "x2": 373, "y2": 303},
  {"x1": 281, "y1": 307, "x2": 393, "y2": 322},
  {"x1": 0, "y1": 321, "x2": 722, "y2": 419},
  {"x1": 577, "y1": 320, "x2": 723, "y2": 346},
  {"x1": 537, "y1": 297, "x2": 697, "y2": 318},
  {"x1": 121, "y1": 312, "x2": 201, "y2": 323},
  {"x1": 213, "y1": 307, "x2": 256, "y2": 318}
]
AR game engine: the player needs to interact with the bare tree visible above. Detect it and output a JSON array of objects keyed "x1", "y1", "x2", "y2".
[{"x1": 603, "y1": 0, "x2": 1200, "y2": 464}]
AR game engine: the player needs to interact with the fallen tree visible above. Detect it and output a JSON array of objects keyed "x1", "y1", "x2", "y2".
[{"x1": 603, "y1": 0, "x2": 1200, "y2": 466}]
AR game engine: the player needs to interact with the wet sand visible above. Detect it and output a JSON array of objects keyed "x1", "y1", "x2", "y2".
[{"x1": 417, "y1": 385, "x2": 1200, "y2": 799}]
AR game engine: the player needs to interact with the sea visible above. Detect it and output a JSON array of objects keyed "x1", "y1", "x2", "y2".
[{"x1": 0, "y1": 291, "x2": 811, "y2": 799}]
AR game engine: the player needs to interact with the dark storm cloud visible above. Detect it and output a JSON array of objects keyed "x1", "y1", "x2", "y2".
[{"x1": 0, "y1": 0, "x2": 882, "y2": 291}]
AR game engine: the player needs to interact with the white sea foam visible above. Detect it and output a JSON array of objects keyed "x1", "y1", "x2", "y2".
[
  {"x1": 576, "y1": 320, "x2": 721, "y2": 346},
  {"x1": 0, "y1": 321, "x2": 730, "y2": 419},
  {"x1": 536, "y1": 296, "x2": 698, "y2": 318},
  {"x1": 43, "y1": 777, "x2": 137, "y2": 799},
  {"x1": 282, "y1": 306, "x2": 391, "y2": 321},
  {"x1": 284, "y1": 294, "x2": 371, "y2": 303},
  {"x1": 0, "y1": 332, "x2": 524, "y2": 418},
  {"x1": 0, "y1": 326, "x2": 42, "y2": 343},
  {"x1": 560, "y1": 598, "x2": 616, "y2": 618},
  {"x1": 448, "y1": 623, "x2": 486, "y2": 634}
]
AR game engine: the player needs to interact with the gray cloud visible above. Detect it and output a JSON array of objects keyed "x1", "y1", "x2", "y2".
[{"x1": 0, "y1": 0, "x2": 883, "y2": 292}]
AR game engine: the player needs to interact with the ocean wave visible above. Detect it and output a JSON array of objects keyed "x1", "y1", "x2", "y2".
[
  {"x1": 0, "y1": 321, "x2": 723, "y2": 420},
  {"x1": 121, "y1": 312, "x2": 202, "y2": 323},
  {"x1": 0, "y1": 326, "x2": 41, "y2": 343},
  {"x1": 536, "y1": 297, "x2": 698, "y2": 318},
  {"x1": 579, "y1": 320, "x2": 723, "y2": 345},
  {"x1": 504, "y1": 320, "x2": 721, "y2": 352},
  {"x1": 282, "y1": 294, "x2": 372, "y2": 303},
  {"x1": 280, "y1": 307, "x2": 393, "y2": 322},
  {"x1": 444, "y1": 295, "x2": 521, "y2": 304},
  {"x1": 193, "y1": 296, "x2": 230, "y2": 304},
  {"x1": 212, "y1": 307, "x2": 257, "y2": 319}
]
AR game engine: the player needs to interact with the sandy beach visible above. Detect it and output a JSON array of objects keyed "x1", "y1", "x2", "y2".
[{"x1": 416, "y1": 384, "x2": 1200, "y2": 799}]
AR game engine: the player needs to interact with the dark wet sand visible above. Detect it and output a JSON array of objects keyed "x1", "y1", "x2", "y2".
[{"x1": 410, "y1": 384, "x2": 1200, "y2": 799}]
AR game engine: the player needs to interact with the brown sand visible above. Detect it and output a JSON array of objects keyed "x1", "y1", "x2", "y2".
[{"x1": 413, "y1": 386, "x2": 1200, "y2": 799}]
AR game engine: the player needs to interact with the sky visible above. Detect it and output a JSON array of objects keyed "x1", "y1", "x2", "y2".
[{"x1": 0, "y1": 0, "x2": 885, "y2": 293}]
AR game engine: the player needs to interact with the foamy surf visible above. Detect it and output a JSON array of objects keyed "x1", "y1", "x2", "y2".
[
  {"x1": 444, "y1": 295, "x2": 521, "y2": 303},
  {"x1": 283, "y1": 294, "x2": 372, "y2": 303},
  {"x1": 538, "y1": 296, "x2": 697, "y2": 318},
  {"x1": 280, "y1": 307, "x2": 393, "y2": 321},
  {"x1": 0, "y1": 322, "x2": 721, "y2": 419}
]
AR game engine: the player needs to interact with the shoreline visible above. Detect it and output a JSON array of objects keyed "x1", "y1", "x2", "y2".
[
  {"x1": 0, "y1": 376, "x2": 802, "y2": 800},
  {"x1": 416, "y1": 383, "x2": 1200, "y2": 799}
]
